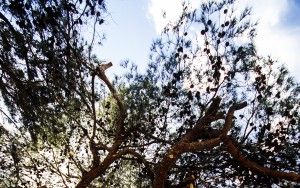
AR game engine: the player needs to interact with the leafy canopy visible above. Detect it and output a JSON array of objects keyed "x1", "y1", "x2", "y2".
[{"x1": 0, "y1": 0, "x2": 299, "y2": 187}]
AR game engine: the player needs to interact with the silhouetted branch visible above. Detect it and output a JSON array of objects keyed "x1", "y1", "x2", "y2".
[
  {"x1": 224, "y1": 136, "x2": 300, "y2": 182},
  {"x1": 220, "y1": 101, "x2": 247, "y2": 137}
]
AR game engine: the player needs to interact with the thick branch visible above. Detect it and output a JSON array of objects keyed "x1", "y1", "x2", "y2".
[
  {"x1": 181, "y1": 137, "x2": 221, "y2": 152},
  {"x1": 75, "y1": 149, "x2": 151, "y2": 187},
  {"x1": 95, "y1": 63, "x2": 126, "y2": 138},
  {"x1": 205, "y1": 96, "x2": 222, "y2": 115},
  {"x1": 96, "y1": 63, "x2": 125, "y2": 114},
  {"x1": 152, "y1": 97, "x2": 223, "y2": 187},
  {"x1": 182, "y1": 97, "x2": 223, "y2": 142},
  {"x1": 224, "y1": 136, "x2": 300, "y2": 182},
  {"x1": 220, "y1": 102, "x2": 247, "y2": 137},
  {"x1": 152, "y1": 100, "x2": 247, "y2": 187},
  {"x1": 75, "y1": 151, "x2": 118, "y2": 187},
  {"x1": 0, "y1": 12, "x2": 17, "y2": 34},
  {"x1": 153, "y1": 138, "x2": 221, "y2": 188}
]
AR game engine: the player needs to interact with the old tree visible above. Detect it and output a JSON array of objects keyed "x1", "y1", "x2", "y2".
[{"x1": 0, "y1": 0, "x2": 299, "y2": 187}]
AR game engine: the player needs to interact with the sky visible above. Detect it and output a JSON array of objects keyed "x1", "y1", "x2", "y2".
[{"x1": 97, "y1": 0, "x2": 300, "y2": 81}]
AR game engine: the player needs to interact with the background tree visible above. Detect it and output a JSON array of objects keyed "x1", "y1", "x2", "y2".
[{"x1": 0, "y1": 0, "x2": 299, "y2": 187}]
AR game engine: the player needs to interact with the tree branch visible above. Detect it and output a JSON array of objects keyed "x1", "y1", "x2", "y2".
[
  {"x1": 153, "y1": 138, "x2": 222, "y2": 188},
  {"x1": 182, "y1": 96, "x2": 223, "y2": 142},
  {"x1": 96, "y1": 62, "x2": 124, "y2": 113},
  {"x1": 121, "y1": 149, "x2": 154, "y2": 180},
  {"x1": 224, "y1": 136, "x2": 300, "y2": 182},
  {"x1": 75, "y1": 149, "x2": 150, "y2": 187},
  {"x1": 152, "y1": 100, "x2": 247, "y2": 187},
  {"x1": 0, "y1": 12, "x2": 16, "y2": 33},
  {"x1": 95, "y1": 63, "x2": 126, "y2": 139},
  {"x1": 181, "y1": 137, "x2": 221, "y2": 152},
  {"x1": 220, "y1": 102, "x2": 247, "y2": 137}
]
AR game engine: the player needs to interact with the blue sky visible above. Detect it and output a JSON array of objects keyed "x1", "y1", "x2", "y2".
[
  {"x1": 283, "y1": 0, "x2": 300, "y2": 27},
  {"x1": 97, "y1": 0, "x2": 300, "y2": 81},
  {"x1": 98, "y1": 0, "x2": 155, "y2": 73}
]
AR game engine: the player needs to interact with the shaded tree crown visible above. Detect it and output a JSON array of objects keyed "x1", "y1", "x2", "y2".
[{"x1": 0, "y1": 0, "x2": 299, "y2": 187}]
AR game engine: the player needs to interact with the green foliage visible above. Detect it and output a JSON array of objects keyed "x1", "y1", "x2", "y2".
[
  {"x1": 119, "y1": 0, "x2": 300, "y2": 186},
  {"x1": 0, "y1": 0, "x2": 106, "y2": 142},
  {"x1": 0, "y1": 0, "x2": 299, "y2": 187}
]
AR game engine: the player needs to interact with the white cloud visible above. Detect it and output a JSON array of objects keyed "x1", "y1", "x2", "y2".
[
  {"x1": 147, "y1": 0, "x2": 202, "y2": 34},
  {"x1": 147, "y1": 0, "x2": 300, "y2": 80},
  {"x1": 147, "y1": 0, "x2": 183, "y2": 33},
  {"x1": 241, "y1": 0, "x2": 300, "y2": 80},
  {"x1": 243, "y1": 0, "x2": 288, "y2": 26}
]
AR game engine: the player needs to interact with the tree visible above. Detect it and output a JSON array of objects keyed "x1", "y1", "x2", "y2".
[{"x1": 0, "y1": 0, "x2": 299, "y2": 187}]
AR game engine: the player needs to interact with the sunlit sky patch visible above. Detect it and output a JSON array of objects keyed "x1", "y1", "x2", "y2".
[{"x1": 98, "y1": 0, "x2": 300, "y2": 81}]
